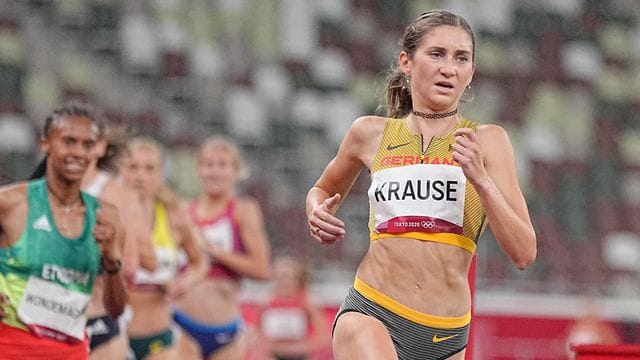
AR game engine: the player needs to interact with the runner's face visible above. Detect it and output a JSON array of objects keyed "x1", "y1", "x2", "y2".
[
  {"x1": 273, "y1": 259, "x2": 302, "y2": 297},
  {"x1": 121, "y1": 146, "x2": 163, "y2": 197},
  {"x1": 41, "y1": 116, "x2": 99, "y2": 183},
  {"x1": 399, "y1": 25, "x2": 475, "y2": 111},
  {"x1": 197, "y1": 146, "x2": 238, "y2": 196}
]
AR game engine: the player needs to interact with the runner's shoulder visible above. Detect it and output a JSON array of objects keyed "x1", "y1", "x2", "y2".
[{"x1": 0, "y1": 181, "x2": 28, "y2": 211}]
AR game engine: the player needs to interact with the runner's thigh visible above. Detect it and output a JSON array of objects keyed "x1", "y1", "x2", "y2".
[{"x1": 333, "y1": 312, "x2": 397, "y2": 360}]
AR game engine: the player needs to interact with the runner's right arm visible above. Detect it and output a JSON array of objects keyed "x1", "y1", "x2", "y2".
[{"x1": 94, "y1": 203, "x2": 128, "y2": 317}]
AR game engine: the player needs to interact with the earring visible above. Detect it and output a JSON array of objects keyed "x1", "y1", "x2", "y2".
[
  {"x1": 404, "y1": 74, "x2": 411, "y2": 88},
  {"x1": 462, "y1": 84, "x2": 474, "y2": 102}
]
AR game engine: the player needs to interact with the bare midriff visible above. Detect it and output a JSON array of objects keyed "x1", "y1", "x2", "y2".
[
  {"x1": 127, "y1": 289, "x2": 172, "y2": 337},
  {"x1": 174, "y1": 278, "x2": 242, "y2": 324},
  {"x1": 355, "y1": 237, "x2": 472, "y2": 317}
]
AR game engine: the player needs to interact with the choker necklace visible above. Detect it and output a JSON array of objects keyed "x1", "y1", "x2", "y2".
[{"x1": 413, "y1": 109, "x2": 458, "y2": 119}]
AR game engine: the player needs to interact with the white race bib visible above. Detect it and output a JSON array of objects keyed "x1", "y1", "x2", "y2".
[
  {"x1": 201, "y1": 219, "x2": 234, "y2": 253},
  {"x1": 261, "y1": 308, "x2": 307, "y2": 340},
  {"x1": 368, "y1": 164, "x2": 466, "y2": 234},
  {"x1": 134, "y1": 248, "x2": 178, "y2": 285},
  {"x1": 17, "y1": 276, "x2": 90, "y2": 342}
]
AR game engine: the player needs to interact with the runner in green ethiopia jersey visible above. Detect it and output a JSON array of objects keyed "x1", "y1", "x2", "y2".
[{"x1": 0, "y1": 102, "x2": 127, "y2": 360}]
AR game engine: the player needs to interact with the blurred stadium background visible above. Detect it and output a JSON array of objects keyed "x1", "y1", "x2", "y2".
[{"x1": 1, "y1": 0, "x2": 640, "y2": 359}]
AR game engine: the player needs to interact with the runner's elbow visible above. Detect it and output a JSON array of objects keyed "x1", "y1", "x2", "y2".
[
  {"x1": 513, "y1": 246, "x2": 536, "y2": 270},
  {"x1": 250, "y1": 263, "x2": 271, "y2": 281}
]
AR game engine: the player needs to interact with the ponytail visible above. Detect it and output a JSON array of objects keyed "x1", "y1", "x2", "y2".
[
  {"x1": 97, "y1": 125, "x2": 129, "y2": 174},
  {"x1": 29, "y1": 157, "x2": 47, "y2": 180},
  {"x1": 384, "y1": 68, "x2": 413, "y2": 119}
]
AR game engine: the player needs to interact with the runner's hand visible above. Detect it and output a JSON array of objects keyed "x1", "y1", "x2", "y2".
[
  {"x1": 166, "y1": 270, "x2": 200, "y2": 301},
  {"x1": 308, "y1": 193, "x2": 345, "y2": 244},
  {"x1": 452, "y1": 128, "x2": 488, "y2": 186},
  {"x1": 94, "y1": 206, "x2": 123, "y2": 264},
  {"x1": 204, "y1": 242, "x2": 223, "y2": 260}
]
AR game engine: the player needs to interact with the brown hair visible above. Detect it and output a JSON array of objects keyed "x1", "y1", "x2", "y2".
[
  {"x1": 97, "y1": 124, "x2": 130, "y2": 174},
  {"x1": 384, "y1": 9, "x2": 476, "y2": 119}
]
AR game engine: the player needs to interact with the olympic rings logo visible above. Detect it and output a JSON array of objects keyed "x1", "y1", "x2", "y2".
[{"x1": 421, "y1": 220, "x2": 435, "y2": 229}]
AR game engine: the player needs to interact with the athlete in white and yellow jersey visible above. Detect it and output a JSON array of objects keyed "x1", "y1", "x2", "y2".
[{"x1": 121, "y1": 137, "x2": 206, "y2": 360}]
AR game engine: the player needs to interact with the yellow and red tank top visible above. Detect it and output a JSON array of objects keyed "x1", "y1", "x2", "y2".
[{"x1": 367, "y1": 118, "x2": 487, "y2": 253}]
